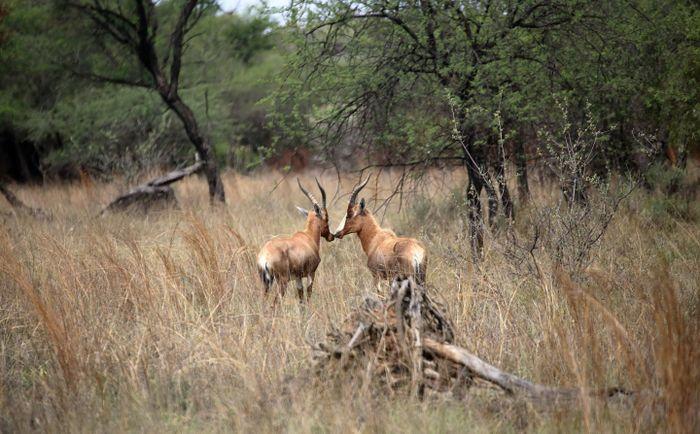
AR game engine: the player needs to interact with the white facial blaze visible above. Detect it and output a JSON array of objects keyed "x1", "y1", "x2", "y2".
[
  {"x1": 295, "y1": 206, "x2": 309, "y2": 217},
  {"x1": 335, "y1": 214, "x2": 347, "y2": 234}
]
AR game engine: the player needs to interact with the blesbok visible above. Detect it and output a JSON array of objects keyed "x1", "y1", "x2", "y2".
[
  {"x1": 256, "y1": 178, "x2": 334, "y2": 303},
  {"x1": 334, "y1": 178, "x2": 427, "y2": 285}
]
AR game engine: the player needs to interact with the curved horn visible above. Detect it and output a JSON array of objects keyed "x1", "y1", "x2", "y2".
[
  {"x1": 348, "y1": 177, "x2": 370, "y2": 206},
  {"x1": 297, "y1": 178, "x2": 320, "y2": 208},
  {"x1": 314, "y1": 177, "x2": 327, "y2": 209}
]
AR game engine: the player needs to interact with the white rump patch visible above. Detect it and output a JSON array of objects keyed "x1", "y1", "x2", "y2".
[
  {"x1": 413, "y1": 250, "x2": 424, "y2": 267},
  {"x1": 257, "y1": 253, "x2": 268, "y2": 269}
]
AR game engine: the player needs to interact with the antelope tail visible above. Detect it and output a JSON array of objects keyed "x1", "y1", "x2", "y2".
[
  {"x1": 413, "y1": 250, "x2": 426, "y2": 286},
  {"x1": 258, "y1": 256, "x2": 274, "y2": 288}
]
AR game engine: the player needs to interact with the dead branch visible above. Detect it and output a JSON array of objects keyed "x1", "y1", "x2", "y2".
[
  {"x1": 0, "y1": 183, "x2": 52, "y2": 220},
  {"x1": 422, "y1": 338, "x2": 579, "y2": 401},
  {"x1": 145, "y1": 160, "x2": 203, "y2": 187}
]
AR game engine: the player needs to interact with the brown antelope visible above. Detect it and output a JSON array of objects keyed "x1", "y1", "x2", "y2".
[
  {"x1": 257, "y1": 178, "x2": 333, "y2": 303},
  {"x1": 334, "y1": 178, "x2": 427, "y2": 285}
]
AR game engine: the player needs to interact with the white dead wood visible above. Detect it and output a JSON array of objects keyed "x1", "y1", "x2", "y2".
[{"x1": 309, "y1": 276, "x2": 632, "y2": 404}]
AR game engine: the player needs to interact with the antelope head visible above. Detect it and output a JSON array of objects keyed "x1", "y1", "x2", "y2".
[
  {"x1": 334, "y1": 177, "x2": 370, "y2": 239},
  {"x1": 297, "y1": 177, "x2": 334, "y2": 242}
]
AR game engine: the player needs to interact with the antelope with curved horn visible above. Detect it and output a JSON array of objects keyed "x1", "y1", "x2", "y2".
[
  {"x1": 334, "y1": 177, "x2": 427, "y2": 285},
  {"x1": 257, "y1": 178, "x2": 333, "y2": 303}
]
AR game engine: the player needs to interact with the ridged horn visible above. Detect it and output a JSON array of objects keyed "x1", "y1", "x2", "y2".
[
  {"x1": 297, "y1": 178, "x2": 320, "y2": 208},
  {"x1": 348, "y1": 177, "x2": 370, "y2": 206},
  {"x1": 314, "y1": 177, "x2": 327, "y2": 209}
]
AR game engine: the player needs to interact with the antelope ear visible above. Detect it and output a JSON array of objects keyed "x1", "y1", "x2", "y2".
[
  {"x1": 359, "y1": 198, "x2": 366, "y2": 214},
  {"x1": 296, "y1": 206, "x2": 309, "y2": 217},
  {"x1": 313, "y1": 203, "x2": 321, "y2": 217}
]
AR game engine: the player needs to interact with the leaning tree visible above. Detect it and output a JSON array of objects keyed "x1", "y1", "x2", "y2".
[{"x1": 65, "y1": 0, "x2": 226, "y2": 203}]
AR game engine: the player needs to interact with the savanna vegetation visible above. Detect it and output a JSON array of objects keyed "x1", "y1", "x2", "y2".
[{"x1": 0, "y1": 0, "x2": 698, "y2": 432}]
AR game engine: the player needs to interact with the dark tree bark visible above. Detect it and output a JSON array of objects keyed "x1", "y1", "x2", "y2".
[
  {"x1": 484, "y1": 178, "x2": 499, "y2": 228},
  {"x1": 499, "y1": 180, "x2": 513, "y2": 221},
  {"x1": 461, "y1": 129, "x2": 485, "y2": 262},
  {"x1": 102, "y1": 185, "x2": 177, "y2": 214},
  {"x1": 515, "y1": 137, "x2": 530, "y2": 204},
  {"x1": 67, "y1": 0, "x2": 225, "y2": 203},
  {"x1": 164, "y1": 98, "x2": 225, "y2": 201},
  {"x1": 496, "y1": 157, "x2": 514, "y2": 222},
  {"x1": 0, "y1": 183, "x2": 51, "y2": 219},
  {"x1": 11, "y1": 139, "x2": 31, "y2": 182},
  {"x1": 495, "y1": 132, "x2": 514, "y2": 221}
]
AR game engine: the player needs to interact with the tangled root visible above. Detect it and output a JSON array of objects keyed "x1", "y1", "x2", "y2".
[{"x1": 309, "y1": 277, "x2": 632, "y2": 402}]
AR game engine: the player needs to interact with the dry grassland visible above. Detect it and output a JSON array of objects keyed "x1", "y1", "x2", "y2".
[{"x1": 1, "y1": 170, "x2": 698, "y2": 432}]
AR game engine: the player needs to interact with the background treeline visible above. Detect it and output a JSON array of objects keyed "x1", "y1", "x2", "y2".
[
  {"x1": 0, "y1": 0, "x2": 697, "y2": 184},
  {"x1": 0, "y1": 0, "x2": 288, "y2": 181}
]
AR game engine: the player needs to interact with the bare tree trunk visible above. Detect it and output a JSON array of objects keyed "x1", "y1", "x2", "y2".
[
  {"x1": 462, "y1": 129, "x2": 485, "y2": 262},
  {"x1": 101, "y1": 161, "x2": 204, "y2": 214},
  {"x1": 466, "y1": 180, "x2": 484, "y2": 262},
  {"x1": 497, "y1": 143, "x2": 514, "y2": 221},
  {"x1": 165, "y1": 97, "x2": 225, "y2": 203},
  {"x1": 515, "y1": 138, "x2": 530, "y2": 204},
  {"x1": 563, "y1": 170, "x2": 588, "y2": 208},
  {"x1": 497, "y1": 172, "x2": 514, "y2": 222},
  {"x1": 484, "y1": 178, "x2": 499, "y2": 228}
]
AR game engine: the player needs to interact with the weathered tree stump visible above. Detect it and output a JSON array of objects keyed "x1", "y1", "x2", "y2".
[
  {"x1": 101, "y1": 185, "x2": 177, "y2": 214},
  {"x1": 101, "y1": 161, "x2": 203, "y2": 215},
  {"x1": 309, "y1": 277, "x2": 631, "y2": 403}
]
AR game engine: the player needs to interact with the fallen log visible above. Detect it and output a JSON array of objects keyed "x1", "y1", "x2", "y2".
[
  {"x1": 422, "y1": 338, "x2": 579, "y2": 401},
  {"x1": 0, "y1": 183, "x2": 52, "y2": 220},
  {"x1": 101, "y1": 185, "x2": 177, "y2": 215},
  {"x1": 143, "y1": 161, "x2": 204, "y2": 188},
  {"x1": 101, "y1": 161, "x2": 203, "y2": 215},
  {"x1": 423, "y1": 338, "x2": 633, "y2": 401}
]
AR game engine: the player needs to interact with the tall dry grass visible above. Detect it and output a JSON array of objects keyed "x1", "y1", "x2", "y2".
[{"x1": 0, "y1": 170, "x2": 698, "y2": 432}]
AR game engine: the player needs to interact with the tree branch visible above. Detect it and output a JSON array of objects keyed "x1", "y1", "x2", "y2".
[
  {"x1": 168, "y1": 0, "x2": 198, "y2": 98},
  {"x1": 69, "y1": 69, "x2": 151, "y2": 88}
]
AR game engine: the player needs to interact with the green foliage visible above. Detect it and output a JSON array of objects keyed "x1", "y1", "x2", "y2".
[
  {"x1": 225, "y1": 14, "x2": 275, "y2": 64},
  {"x1": 641, "y1": 163, "x2": 698, "y2": 224},
  {"x1": 34, "y1": 85, "x2": 190, "y2": 176},
  {"x1": 1, "y1": 0, "x2": 698, "y2": 180},
  {"x1": 644, "y1": 164, "x2": 686, "y2": 195},
  {"x1": 0, "y1": 0, "x2": 287, "y2": 177},
  {"x1": 272, "y1": 0, "x2": 699, "y2": 173},
  {"x1": 0, "y1": 0, "x2": 85, "y2": 128}
]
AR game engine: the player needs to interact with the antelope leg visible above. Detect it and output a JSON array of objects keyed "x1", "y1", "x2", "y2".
[
  {"x1": 295, "y1": 277, "x2": 304, "y2": 302},
  {"x1": 306, "y1": 273, "x2": 315, "y2": 301}
]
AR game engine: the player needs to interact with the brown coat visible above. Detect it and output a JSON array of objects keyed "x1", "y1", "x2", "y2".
[
  {"x1": 335, "y1": 205, "x2": 426, "y2": 284},
  {"x1": 257, "y1": 205, "x2": 333, "y2": 302}
]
